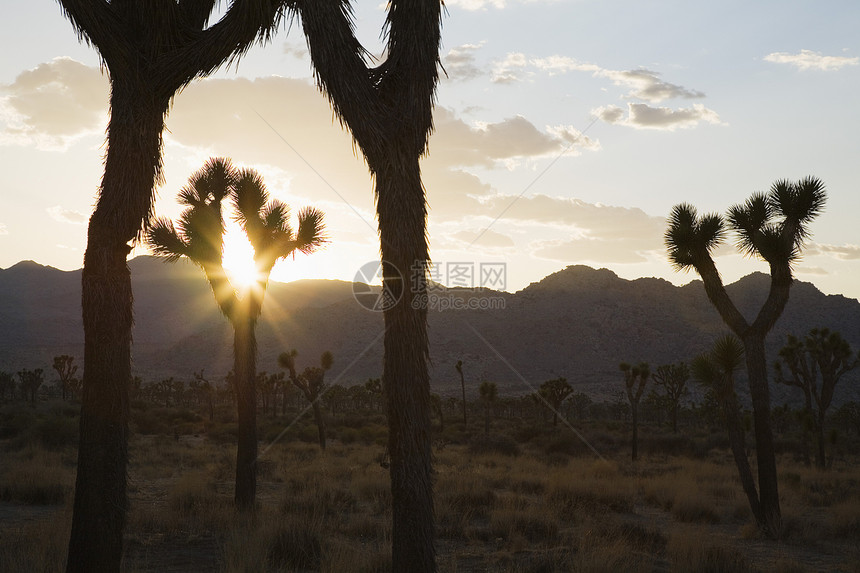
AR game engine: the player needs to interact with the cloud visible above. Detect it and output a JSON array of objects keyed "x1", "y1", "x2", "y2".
[
  {"x1": 764, "y1": 50, "x2": 859, "y2": 71},
  {"x1": 532, "y1": 57, "x2": 705, "y2": 103},
  {"x1": 444, "y1": 0, "x2": 506, "y2": 10},
  {"x1": 596, "y1": 69, "x2": 705, "y2": 103},
  {"x1": 484, "y1": 194, "x2": 665, "y2": 236},
  {"x1": 517, "y1": 197, "x2": 668, "y2": 265},
  {"x1": 0, "y1": 57, "x2": 108, "y2": 148},
  {"x1": 532, "y1": 237, "x2": 654, "y2": 264},
  {"x1": 530, "y1": 55, "x2": 597, "y2": 75},
  {"x1": 594, "y1": 103, "x2": 723, "y2": 130},
  {"x1": 443, "y1": 0, "x2": 559, "y2": 10},
  {"x1": 527, "y1": 56, "x2": 705, "y2": 104},
  {"x1": 808, "y1": 243, "x2": 860, "y2": 260},
  {"x1": 520, "y1": 199, "x2": 666, "y2": 263},
  {"x1": 451, "y1": 228, "x2": 515, "y2": 248},
  {"x1": 0, "y1": 223, "x2": 7, "y2": 236},
  {"x1": 443, "y1": 43, "x2": 485, "y2": 81},
  {"x1": 7, "y1": 59, "x2": 624, "y2": 266},
  {"x1": 283, "y1": 42, "x2": 309, "y2": 59},
  {"x1": 429, "y1": 108, "x2": 599, "y2": 169},
  {"x1": 492, "y1": 53, "x2": 530, "y2": 83},
  {"x1": 796, "y1": 266, "x2": 829, "y2": 276},
  {"x1": 47, "y1": 206, "x2": 87, "y2": 225}
]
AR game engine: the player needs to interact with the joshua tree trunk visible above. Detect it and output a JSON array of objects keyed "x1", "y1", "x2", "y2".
[
  {"x1": 631, "y1": 405, "x2": 639, "y2": 461},
  {"x1": 459, "y1": 369, "x2": 467, "y2": 427},
  {"x1": 312, "y1": 401, "x2": 327, "y2": 451},
  {"x1": 298, "y1": 1, "x2": 441, "y2": 567},
  {"x1": 232, "y1": 310, "x2": 257, "y2": 509},
  {"x1": 743, "y1": 334, "x2": 780, "y2": 531},
  {"x1": 720, "y1": 391, "x2": 762, "y2": 524},
  {"x1": 671, "y1": 403, "x2": 679, "y2": 434},
  {"x1": 815, "y1": 411, "x2": 827, "y2": 469},
  {"x1": 67, "y1": 80, "x2": 166, "y2": 573},
  {"x1": 378, "y1": 161, "x2": 435, "y2": 571}
]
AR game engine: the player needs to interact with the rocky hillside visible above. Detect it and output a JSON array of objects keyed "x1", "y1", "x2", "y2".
[{"x1": 1, "y1": 257, "x2": 858, "y2": 404}]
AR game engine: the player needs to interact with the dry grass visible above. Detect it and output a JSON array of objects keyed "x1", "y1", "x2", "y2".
[
  {"x1": 2, "y1": 419, "x2": 860, "y2": 572},
  {"x1": 668, "y1": 527, "x2": 753, "y2": 572},
  {"x1": 0, "y1": 447, "x2": 74, "y2": 505},
  {"x1": 0, "y1": 506, "x2": 71, "y2": 573}
]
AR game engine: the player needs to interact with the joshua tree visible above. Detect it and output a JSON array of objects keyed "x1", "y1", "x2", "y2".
[
  {"x1": 620, "y1": 362, "x2": 649, "y2": 461},
  {"x1": 324, "y1": 383, "x2": 349, "y2": 417},
  {"x1": 479, "y1": 381, "x2": 498, "y2": 435},
  {"x1": 295, "y1": 3, "x2": 443, "y2": 566},
  {"x1": 652, "y1": 362, "x2": 689, "y2": 433},
  {"x1": 365, "y1": 377, "x2": 383, "y2": 412},
  {"x1": 692, "y1": 334, "x2": 762, "y2": 524},
  {"x1": 192, "y1": 370, "x2": 215, "y2": 422},
  {"x1": 0, "y1": 371, "x2": 14, "y2": 401},
  {"x1": 430, "y1": 393, "x2": 444, "y2": 432},
  {"x1": 148, "y1": 158, "x2": 325, "y2": 508},
  {"x1": 774, "y1": 328, "x2": 858, "y2": 469},
  {"x1": 456, "y1": 360, "x2": 467, "y2": 426},
  {"x1": 56, "y1": 2, "x2": 290, "y2": 569},
  {"x1": 665, "y1": 176, "x2": 825, "y2": 533},
  {"x1": 17, "y1": 368, "x2": 45, "y2": 404},
  {"x1": 568, "y1": 391, "x2": 593, "y2": 422},
  {"x1": 538, "y1": 377, "x2": 573, "y2": 427},
  {"x1": 52, "y1": 355, "x2": 79, "y2": 401},
  {"x1": 280, "y1": 350, "x2": 334, "y2": 451}
]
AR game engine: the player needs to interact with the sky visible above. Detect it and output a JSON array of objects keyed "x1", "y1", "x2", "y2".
[{"x1": 1, "y1": 1, "x2": 859, "y2": 301}]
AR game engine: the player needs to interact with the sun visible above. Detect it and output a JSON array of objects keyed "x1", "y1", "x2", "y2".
[{"x1": 222, "y1": 222, "x2": 259, "y2": 290}]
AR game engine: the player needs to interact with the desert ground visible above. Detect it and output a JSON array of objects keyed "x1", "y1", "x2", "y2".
[{"x1": 1, "y1": 397, "x2": 858, "y2": 572}]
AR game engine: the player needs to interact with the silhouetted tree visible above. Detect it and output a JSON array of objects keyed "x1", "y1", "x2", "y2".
[
  {"x1": 652, "y1": 362, "x2": 689, "y2": 433},
  {"x1": 295, "y1": 3, "x2": 443, "y2": 566},
  {"x1": 0, "y1": 371, "x2": 14, "y2": 401},
  {"x1": 56, "y1": 3, "x2": 288, "y2": 569},
  {"x1": 17, "y1": 368, "x2": 44, "y2": 404},
  {"x1": 148, "y1": 158, "x2": 325, "y2": 508},
  {"x1": 774, "y1": 328, "x2": 858, "y2": 469},
  {"x1": 620, "y1": 362, "x2": 649, "y2": 461},
  {"x1": 279, "y1": 350, "x2": 333, "y2": 450},
  {"x1": 430, "y1": 393, "x2": 444, "y2": 432},
  {"x1": 479, "y1": 381, "x2": 497, "y2": 435},
  {"x1": 192, "y1": 370, "x2": 215, "y2": 422},
  {"x1": 692, "y1": 334, "x2": 762, "y2": 524},
  {"x1": 324, "y1": 383, "x2": 348, "y2": 416},
  {"x1": 52, "y1": 355, "x2": 79, "y2": 401},
  {"x1": 568, "y1": 391, "x2": 592, "y2": 422},
  {"x1": 455, "y1": 360, "x2": 467, "y2": 426},
  {"x1": 833, "y1": 401, "x2": 860, "y2": 437},
  {"x1": 665, "y1": 176, "x2": 825, "y2": 533},
  {"x1": 538, "y1": 377, "x2": 573, "y2": 427},
  {"x1": 365, "y1": 377, "x2": 383, "y2": 412}
]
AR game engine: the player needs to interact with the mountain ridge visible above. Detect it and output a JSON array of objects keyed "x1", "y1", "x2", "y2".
[{"x1": 1, "y1": 256, "x2": 858, "y2": 404}]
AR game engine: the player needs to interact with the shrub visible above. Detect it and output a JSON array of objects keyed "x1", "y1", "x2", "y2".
[
  {"x1": 31, "y1": 414, "x2": 78, "y2": 449},
  {"x1": 132, "y1": 408, "x2": 171, "y2": 435},
  {"x1": 672, "y1": 489, "x2": 720, "y2": 524},
  {"x1": 340, "y1": 427, "x2": 358, "y2": 444},
  {"x1": 168, "y1": 471, "x2": 216, "y2": 513},
  {"x1": 829, "y1": 497, "x2": 860, "y2": 538},
  {"x1": 669, "y1": 530, "x2": 752, "y2": 572},
  {"x1": 0, "y1": 456, "x2": 72, "y2": 505},
  {"x1": 468, "y1": 434, "x2": 520, "y2": 457},
  {"x1": 267, "y1": 520, "x2": 322, "y2": 571},
  {"x1": 490, "y1": 505, "x2": 559, "y2": 543},
  {"x1": 0, "y1": 408, "x2": 36, "y2": 441}
]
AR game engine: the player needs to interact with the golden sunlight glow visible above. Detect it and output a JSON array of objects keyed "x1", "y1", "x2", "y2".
[{"x1": 222, "y1": 222, "x2": 259, "y2": 290}]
